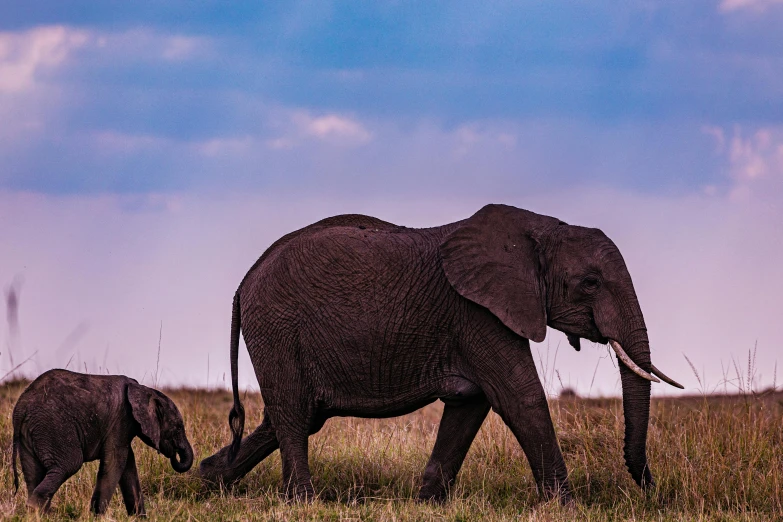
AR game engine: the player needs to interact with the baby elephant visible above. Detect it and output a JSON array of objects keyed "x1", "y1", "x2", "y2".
[{"x1": 12, "y1": 369, "x2": 193, "y2": 516}]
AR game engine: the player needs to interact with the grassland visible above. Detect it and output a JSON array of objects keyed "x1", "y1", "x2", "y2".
[{"x1": 1, "y1": 378, "x2": 781, "y2": 521}]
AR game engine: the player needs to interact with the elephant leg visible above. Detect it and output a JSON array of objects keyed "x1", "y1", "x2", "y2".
[
  {"x1": 264, "y1": 391, "x2": 316, "y2": 502},
  {"x1": 275, "y1": 419, "x2": 315, "y2": 501},
  {"x1": 418, "y1": 397, "x2": 490, "y2": 502},
  {"x1": 119, "y1": 448, "x2": 145, "y2": 516},
  {"x1": 19, "y1": 446, "x2": 46, "y2": 496},
  {"x1": 28, "y1": 465, "x2": 80, "y2": 513},
  {"x1": 90, "y1": 448, "x2": 129, "y2": 515},
  {"x1": 470, "y1": 338, "x2": 571, "y2": 502},
  {"x1": 200, "y1": 415, "x2": 280, "y2": 487}
]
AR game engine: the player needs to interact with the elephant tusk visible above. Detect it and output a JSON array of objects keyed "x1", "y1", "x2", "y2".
[
  {"x1": 608, "y1": 340, "x2": 660, "y2": 383},
  {"x1": 650, "y1": 364, "x2": 684, "y2": 389}
]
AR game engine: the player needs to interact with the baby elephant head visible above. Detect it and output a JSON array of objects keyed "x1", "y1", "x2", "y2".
[{"x1": 127, "y1": 383, "x2": 193, "y2": 473}]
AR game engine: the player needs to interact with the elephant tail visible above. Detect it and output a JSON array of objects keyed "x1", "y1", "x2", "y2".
[
  {"x1": 12, "y1": 430, "x2": 19, "y2": 494},
  {"x1": 227, "y1": 290, "x2": 245, "y2": 463}
]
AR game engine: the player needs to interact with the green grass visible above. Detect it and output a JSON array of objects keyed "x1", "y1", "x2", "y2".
[{"x1": 1, "y1": 379, "x2": 781, "y2": 521}]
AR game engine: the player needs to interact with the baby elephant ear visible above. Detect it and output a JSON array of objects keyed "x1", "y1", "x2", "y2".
[
  {"x1": 440, "y1": 204, "x2": 559, "y2": 343},
  {"x1": 127, "y1": 383, "x2": 161, "y2": 449}
]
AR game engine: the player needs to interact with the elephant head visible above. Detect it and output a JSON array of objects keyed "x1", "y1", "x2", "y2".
[
  {"x1": 441, "y1": 204, "x2": 682, "y2": 488},
  {"x1": 128, "y1": 383, "x2": 194, "y2": 473}
]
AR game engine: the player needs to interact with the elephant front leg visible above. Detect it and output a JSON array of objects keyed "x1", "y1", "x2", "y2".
[
  {"x1": 471, "y1": 339, "x2": 572, "y2": 503},
  {"x1": 499, "y1": 388, "x2": 571, "y2": 502},
  {"x1": 418, "y1": 397, "x2": 490, "y2": 502},
  {"x1": 119, "y1": 448, "x2": 145, "y2": 516},
  {"x1": 90, "y1": 449, "x2": 129, "y2": 515}
]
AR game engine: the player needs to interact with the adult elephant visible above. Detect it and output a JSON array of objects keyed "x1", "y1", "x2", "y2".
[{"x1": 200, "y1": 204, "x2": 682, "y2": 503}]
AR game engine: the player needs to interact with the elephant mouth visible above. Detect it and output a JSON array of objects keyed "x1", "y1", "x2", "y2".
[
  {"x1": 565, "y1": 330, "x2": 608, "y2": 352},
  {"x1": 608, "y1": 339, "x2": 683, "y2": 389}
]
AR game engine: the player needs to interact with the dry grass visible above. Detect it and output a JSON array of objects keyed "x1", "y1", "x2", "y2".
[{"x1": 1, "y1": 378, "x2": 782, "y2": 521}]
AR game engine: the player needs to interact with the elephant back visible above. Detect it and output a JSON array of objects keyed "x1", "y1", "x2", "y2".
[{"x1": 237, "y1": 214, "x2": 400, "y2": 293}]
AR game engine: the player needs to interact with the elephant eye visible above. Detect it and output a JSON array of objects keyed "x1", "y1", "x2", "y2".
[{"x1": 581, "y1": 276, "x2": 601, "y2": 291}]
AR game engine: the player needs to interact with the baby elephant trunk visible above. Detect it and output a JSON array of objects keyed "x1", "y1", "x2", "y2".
[{"x1": 170, "y1": 440, "x2": 194, "y2": 473}]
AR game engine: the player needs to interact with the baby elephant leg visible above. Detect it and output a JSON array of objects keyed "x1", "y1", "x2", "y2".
[
  {"x1": 90, "y1": 448, "x2": 129, "y2": 515},
  {"x1": 28, "y1": 465, "x2": 80, "y2": 513},
  {"x1": 119, "y1": 447, "x2": 145, "y2": 516},
  {"x1": 19, "y1": 446, "x2": 46, "y2": 499}
]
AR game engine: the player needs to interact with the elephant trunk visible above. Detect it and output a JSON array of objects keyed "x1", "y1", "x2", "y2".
[
  {"x1": 617, "y1": 332, "x2": 654, "y2": 488},
  {"x1": 592, "y1": 266, "x2": 656, "y2": 488},
  {"x1": 171, "y1": 439, "x2": 194, "y2": 473}
]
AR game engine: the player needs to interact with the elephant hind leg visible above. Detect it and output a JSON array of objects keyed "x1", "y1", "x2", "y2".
[
  {"x1": 266, "y1": 399, "x2": 318, "y2": 502},
  {"x1": 19, "y1": 446, "x2": 46, "y2": 497},
  {"x1": 218, "y1": 405, "x2": 328, "y2": 492},
  {"x1": 200, "y1": 415, "x2": 280, "y2": 487},
  {"x1": 249, "y1": 339, "x2": 317, "y2": 501},
  {"x1": 28, "y1": 465, "x2": 80, "y2": 513},
  {"x1": 271, "y1": 408, "x2": 316, "y2": 502}
]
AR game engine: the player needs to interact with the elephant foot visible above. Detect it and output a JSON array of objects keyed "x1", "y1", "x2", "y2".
[
  {"x1": 416, "y1": 488, "x2": 449, "y2": 504},
  {"x1": 199, "y1": 473, "x2": 240, "y2": 493},
  {"x1": 283, "y1": 482, "x2": 315, "y2": 503},
  {"x1": 200, "y1": 420, "x2": 279, "y2": 492},
  {"x1": 539, "y1": 482, "x2": 574, "y2": 506},
  {"x1": 27, "y1": 495, "x2": 52, "y2": 514},
  {"x1": 416, "y1": 493, "x2": 449, "y2": 505},
  {"x1": 635, "y1": 466, "x2": 656, "y2": 491},
  {"x1": 198, "y1": 449, "x2": 248, "y2": 491},
  {"x1": 558, "y1": 491, "x2": 575, "y2": 506}
]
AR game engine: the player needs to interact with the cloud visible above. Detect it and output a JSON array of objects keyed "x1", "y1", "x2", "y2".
[
  {"x1": 0, "y1": 27, "x2": 89, "y2": 158},
  {"x1": 0, "y1": 25, "x2": 89, "y2": 93},
  {"x1": 196, "y1": 136, "x2": 256, "y2": 157},
  {"x1": 729, "y1": 128, "x2": 772, "y2": 180},
  {"x1": 719, "y1": 0, "x2": 783, "y2": 12},
  {"x1": 0, "y1": 25, "x2": 221, "y2": 190},
  {"x1": 191, "y1": 110, "x2": 378, "y2": 155},
  {"x1": 1, "y1": 103, "x2": 724, "y2": 197},
  {"x1": 0, "y1": 24, "x2": 209, "y2": 96},
  {"x1": 161, "y1": 35, "x2": 204, "y2": 61},
  {"x1": 453, "y1": 124, "x2": 518, "y2": 157},
  {"x1": 294, "y1": 112, "x2": 373, "y2": 145},
  {"x1": 189, "y1": 112, "x2": 375, "y2": 158},
  {"x1": 92, "y1": 29, "x2": 210, "y2": 63},
  {"x1": 701, "y1": 125, "x2": 726, "y2": 153},
  {"x1": 704, "y1": 124, "x2": 783, "y2": 202}
]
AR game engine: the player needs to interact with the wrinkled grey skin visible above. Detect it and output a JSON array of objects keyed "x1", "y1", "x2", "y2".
[
  {"x1": 12, "y1": 369, "x2": 193, "y2": 516},
  {"x1": 200, "y1": 204, "x2": 658, "y2": 503}
]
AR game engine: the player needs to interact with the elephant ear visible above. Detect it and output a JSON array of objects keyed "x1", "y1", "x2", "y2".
[
  {"x1": 440, "y1": 204, "x2": 559, "y2": 343},
  {"x1": 127, "y1": 383, "x2": 161, "y2": 449}
]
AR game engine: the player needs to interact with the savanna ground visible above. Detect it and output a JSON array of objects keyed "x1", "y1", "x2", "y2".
[{"x1": 1, "y1": 376, "x2": 781, "y2": 521}]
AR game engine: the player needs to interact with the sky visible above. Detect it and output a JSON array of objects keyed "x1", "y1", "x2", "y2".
[{"x1": 1, "y1": 1, "x2": 782, "y2": 397}]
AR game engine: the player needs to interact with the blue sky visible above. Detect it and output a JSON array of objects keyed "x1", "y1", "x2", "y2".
[
  {"x1": 2, "y1": 1, "x2": 782, "y2": 393},
  {"x1": 2, "y1": 1, "x2": 782, "y2": 195}
]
